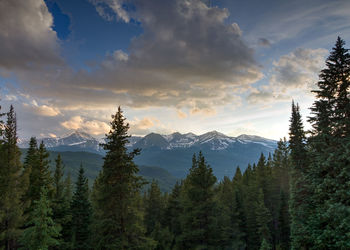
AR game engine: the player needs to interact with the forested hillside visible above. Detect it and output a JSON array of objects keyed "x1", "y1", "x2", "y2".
[{"x1": 0, "y1": 37, "x2": 349, "y2": 249}]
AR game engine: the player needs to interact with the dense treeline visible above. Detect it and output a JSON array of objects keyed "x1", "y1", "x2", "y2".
[{"x1": 0, "y1": 37, "x2": 348, "y2": 249}]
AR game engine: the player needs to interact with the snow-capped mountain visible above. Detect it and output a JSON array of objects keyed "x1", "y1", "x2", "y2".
[
  {"x1": 18, "y1": 131, "x2": 102, "y2": 153},
  {"x1": 19, "y1": 130, "x2": 276, "y2": 152},
  {"x1": 133, "y1": 131, "x2": 276, "y2": 151},
  {"x1": 18, "y1": 130, "x2": 278, "y2": 179}
]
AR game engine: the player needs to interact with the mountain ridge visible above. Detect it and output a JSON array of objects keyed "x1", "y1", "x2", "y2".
[{"x1": 18, "y1": 130, "x2": 276, "y2": 152}]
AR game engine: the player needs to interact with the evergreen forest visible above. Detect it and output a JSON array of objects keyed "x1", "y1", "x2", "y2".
[{"x1": 0, "y1": 37, "x2": 349, "y2": 250}]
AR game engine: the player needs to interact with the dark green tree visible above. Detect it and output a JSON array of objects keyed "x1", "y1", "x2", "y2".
[
  {"x1": 256, "y1": 189, "x2": 272, "y2": 247},
  {"x1": 92, "y1": 107, "x2": 152, "y2": 249},
  {"x1": 20, "y1": 187, "x2": 60, "y2": 250},
  {"x1": 289, "y1": 101, "x2": 311, "y2": 250},
  {"x1": 307, "y1": 37, "x2": 350, "y2": 249},
  {"x1": 71, "y1": 165, "x2": 91, "y2": 250},
  {"x1": 26, "y1": 140, "x2": 52, "y2": 212},
  {"x1": 178, "y1": 152, "x2": 218, "y2": 249},
  {"x1": 163, "y1": 181, "x2": 182, "y2": 248},
  {"x1": 0, "y1": 105, "x2": 26, "y2": 249},
  {"x1": 144, "y1": 180, "x2": 164, "y2": 236},
  {"x1": 52, "y1": 154, "x2": 72, "y2": 249},
  {"x1": 277, "y1": 190, "x2": 290, "y2": 250}
]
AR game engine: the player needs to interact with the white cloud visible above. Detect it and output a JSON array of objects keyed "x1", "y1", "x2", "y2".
[
  {"x1": 22, "y1": 101, "x2": 61, "y2": 117},
  {"x1": 247, "y1": 48, "x2": 327, "y2": 104},
  {"x1": 61, "y1": 116, "x2": 110, "y2": 135},
  {"x1": 270, "y1": 48, "x2": 327, "y2": 91},
  {"x1": 129, "y1": 117, "x2": 167, "y2": 135},
  {"x1": 90, "y1": 0, "x2": 130, "y2": 22}
]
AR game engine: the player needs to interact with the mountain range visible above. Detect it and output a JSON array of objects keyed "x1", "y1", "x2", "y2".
[{"x1": 19, "y1": 130, "x2": 277, "y2": 179}]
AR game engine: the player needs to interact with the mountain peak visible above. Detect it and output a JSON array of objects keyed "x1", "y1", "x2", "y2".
[{"x1": 66, "y1": 130, "x2": 95, "y2": 140}]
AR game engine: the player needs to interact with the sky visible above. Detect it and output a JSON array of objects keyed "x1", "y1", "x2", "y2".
[{"x1": 1, "y1": 0, "x2": 350, "y2": 140}]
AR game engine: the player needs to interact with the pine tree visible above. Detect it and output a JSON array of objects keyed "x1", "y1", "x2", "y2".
[
  {"x1": 243, "y1": 164, "x2": 260, "y2": 250},
  {"x1": 71, "y1": 165, "x2": 91, "y2": 250},
  {"x1": 52, "y1": 154, "x2": 72, "y2": 249},
  {"x1": 307, "y1": 37, "x2": 350, "y2": 249},
  {"x1": 289, "y1": 101, "x2": 311, "y2": 249},
  {"x1": 0, "y1": 103, "x2": 3, "y2": 139},
  {"x1": 217, "y1": 175, "x2": 245, "y2": 249},
  {"x1": 26, "y1": 141, "x2": 53, "y2": 214},
  {"x1": 144, "y1": 180, "x2": 164, "y2": 236},
  {"x1": 0, "y1": 105, "x2": 26, "y2": 249},
  {"x1": 256, "y1": 189, "x2": 272, "y2": 247},
  {"x1": 92, "y1": 107, "x2": 152, "y2": 249},
  {"x1": 163, "y1": 181, "x2": 182, "y2": 248},
  {"x1": 277, "y1": 190, "x2": 290, "y2": 250},
  {"x1": 20, "y1": 187, "x2": 60, "y2": 250},
  {"x1": 178, "y1": 152, "x2": 218, "y2": 249}
]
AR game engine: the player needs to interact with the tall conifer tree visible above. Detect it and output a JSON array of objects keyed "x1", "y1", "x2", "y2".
[
  {"x1": 307, "y1": 37, "x2": 350, "y2": 248},
  {"x1": 52, "y1": 154, "x2": 72, "y2": 249},
  {"x1": 20, "y1": 187, "x2": 60, "y2": 250},
  {"x1": 71, "y1": 165, "x2": 91, "y2": 250},
  {"x1": 92, "y1": 107, "x2": 151, "y2": 249},
  {"x1": 0, "y1": 105, "x2": 25, "y2": 249},
  {"x1": 289, "y1": 101, "x2": 311, "y2": 250},
  {"x1": 178, "y1": 152, "x2": 218, "y2": 249}
]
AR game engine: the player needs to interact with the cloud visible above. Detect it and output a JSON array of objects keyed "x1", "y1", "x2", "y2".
[
  {"x1": 90, "y1": 0, "x2": 130, "y2": 22},
  {"x1": 247, "y1": 48, "x2": 327, "y2": 105},
  {"x1": 247, "y1": 90, "x2": 289, "y2": 105},
  {"x1": 243, "y1": 0, "x2": 350, "y2": 44},
  {"x1": 7, "y1": 0, "x2": 262, "y2": 114},
  {"x1": 61, "y1": 116, "x2": 110, "y2": 135},
  {"x1": 177, "y1": 110, "x2": 187, "y2": 119},
  {"x1": 22, "y1": 99, "x2": 61, "y2": 117},
  {"x1": 0, "y1": 0, "x2": 62, "y2": 70},
  {"x1": 129, "y1": 117, "x2": 171, "y2": 135},
  {"x1": 270, "y1": 48, "x2": 327, "y2": 91},
  {"x1": 258, "y1": 38, "x2": 271, "y2": 47},
  {"x1": 32, "y1": 105, "x2": 61, "y2": 117}
]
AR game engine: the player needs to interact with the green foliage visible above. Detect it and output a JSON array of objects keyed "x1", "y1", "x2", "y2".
[
  {"x1": 256, "y1": 189, "x2": 272, "y2": 245},
  {"x1": 144, "y1": 181, "x2": 164, "y2": 236},
  {"x1": 52, "y1": 154, "x2": 72, "y2": 249},
  {"x1": 178, "y1": 152, "x2": 218, "y2": 249},
  {"x1": 20, "y1": 187, "x2": 60, "y2": 250},
  {"x1": 289, "y1": 101, "x2": 311, "y2": 250},
  {"x1": 26, "y1": 140, "x2": 53, "y2": 213},
  {"x1": 306, "y1": 37, "x2": 350, "y2": 249},
  {"x1": 71, "y1": 165, "x2": 92, "y2": 250},
  {"x1": 0, "y1": 105, "x2": 26, "y2": 249},
  {"x1": 91, "y1": 107, "x2": 152, "y2": 249}
]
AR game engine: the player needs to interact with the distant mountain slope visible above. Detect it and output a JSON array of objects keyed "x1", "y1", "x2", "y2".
[
  {"x1": 19, "y1": 130, "x2": 278, "y2": 179},
  {"x1": 19, "y1": 149, "x2": 177, "y2": 193},
  {"x1": 19, "y1": 131, "x2": 103, "y2": 154}
]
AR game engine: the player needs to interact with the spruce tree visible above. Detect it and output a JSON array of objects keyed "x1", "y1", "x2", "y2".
[
  {"x1": 178, "y1": 152, "x2": 218, "y2": 249},
  {"x1": 217, "y1": 176, "x2": 245, "y2": 249},
  {"x1": 52, "y1": 154, "x2": 72, "y2": 249},
  {"x1": 0, "y1": 105, "x2": 26, "y2": 249},
  {"x1": 20, "y1": 187, "x2": 60, "y2": 250},
  {"x1": 92, "y1": 107, "x2": 151, "y2": 249},
  {"x1": 289, "y1": 101, "x2": 311, "y2": 249},
  {"x1": 144, "y1": 180, "x2": 164, "y2": 236},
  {"x1": 256, "y1": 189, "x2": 272, "y2": 247},
  {"x1": 71, "y1": 165, "x2": 91, "y2": 250},
  {"x1": 307, "y1": 37, "x2": 350, "y2": 249},
  {"x1": 277, "y1": 190, "x2": 290, "y2": 250},
  {"x1": 26, "y1": 141, "x2": 52, "y2": 213},
  {"x1": 163, "y1": 181, "x2": 182, "y2": 248}
]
